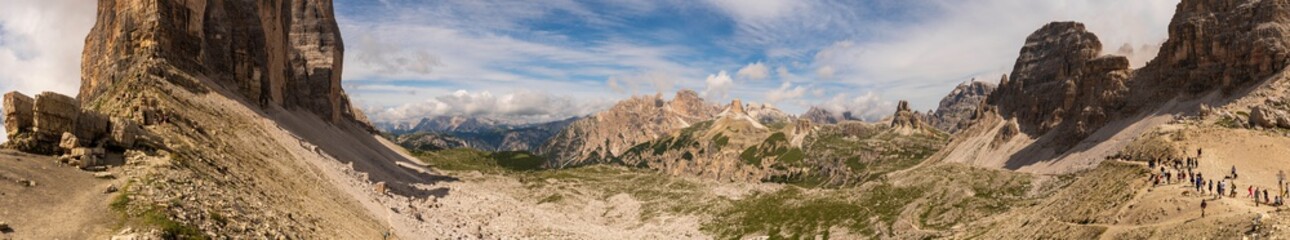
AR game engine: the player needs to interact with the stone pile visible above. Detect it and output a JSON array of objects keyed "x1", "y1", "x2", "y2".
[{"x1": 3, "y1": 91, "x2": 155, "y2": 168}]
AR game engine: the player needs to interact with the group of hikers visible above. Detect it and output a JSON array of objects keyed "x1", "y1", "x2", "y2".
[{"x1": 1144, "y1": 148, "x2": 1289, "y2": 218}]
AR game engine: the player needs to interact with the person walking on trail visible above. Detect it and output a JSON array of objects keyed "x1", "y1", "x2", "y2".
[
  {"x1": 1256, "y1": 187, "x2": 1263, "y2": 206},
  {"x1": 1264, "y1": 189, "x2": 1271, "y2": 205},
  {"x1": 1209, "y1": 179, "x2": 1214, "y2": 195},
  {"x1": 1218, "y1": 180, "x2": 1225, "y2": 199},
  {"x1": 1251, "y1": 186, "x2": 1256, "y2": 199},
  {"x1": 1233, "y1": 166, "x2": 1239, "y2": 179},
  {"x1": 1201, "y1": 199, "x2": 1208, "y2": 218}
]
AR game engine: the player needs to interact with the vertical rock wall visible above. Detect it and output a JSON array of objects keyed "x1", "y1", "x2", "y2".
[{"x1": 80, "y1": 0, "x2": 354, "y2": 123}]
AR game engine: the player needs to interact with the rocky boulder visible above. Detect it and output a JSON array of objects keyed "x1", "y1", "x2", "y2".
[
  {"x1": 1249, "y1": 106, "x2": 1290, "y2": 129},
  {"x1": 3, "y1": 91, "x2": 155, "y2": 159},
  {"x1": 33, "y1": 92, "x2": 81, "y2": 142},
  {"x1": 3, "y1": 92, "x2": 33, "y2": 138}
]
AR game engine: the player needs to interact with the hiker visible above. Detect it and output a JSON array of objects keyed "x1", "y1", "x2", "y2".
[
  {"x1": 1231, "y1": 183, "x2": 1238, "y2": 198},
  {"x1": 1217, "y1": 180, "x2": 1224, "y2": 199},
  {"x1": 1201, "y1": 199, "x2": 1208, "y2": 218},
  {"x1": 1209, "y1": 179, "x2": 1214, "y2": 195},
  {"x1": 1265, "y1": 189, "x2": 1271, "y2": 205},
  {"x1": 1233, "y1": 166, "x2": 1239, "y2": 179},
  {"x1": 1256, "y1": 188, "x2": 1262, "y2": 206},
  {"x1": 1250, "y1": 186, "x2": 1256, "y2": 198}
]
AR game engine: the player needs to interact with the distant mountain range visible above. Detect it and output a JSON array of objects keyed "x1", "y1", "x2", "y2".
[{"x1": 380, "y1": 116, "x2": 577, "y2": 152}]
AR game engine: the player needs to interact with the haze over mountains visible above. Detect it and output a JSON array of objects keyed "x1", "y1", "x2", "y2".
[{"x1": 5, "y1": 0, "x2": 1290, "y2": 239}]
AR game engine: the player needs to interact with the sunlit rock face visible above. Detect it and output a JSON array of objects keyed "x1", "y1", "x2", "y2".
[{"x1": 80, "y1": 0, "x2": 356, "y2": 123}]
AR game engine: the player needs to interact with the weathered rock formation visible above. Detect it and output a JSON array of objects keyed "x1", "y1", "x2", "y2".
[
  {"x1": 80, "y1": 0, "x2": 358, "y2": 124},
  {"x1": 890, "y1": 100, "x2": 927, "y2": 134},
  {"x1": 540, "y1": 90, "x2": 719, "y2": 167},
  {"x1": 987, "y1": 22, "x2": 1132, "y2": 148},
  {"x1": 929, "y1": 80, "x2": 996, "y2": 133},
  {"x1": 1134, "y1": 0, "x2": 1290, "y2": 97},
  {"x1": 3, "y1": 91, "x2": 155, "y2": 165}
]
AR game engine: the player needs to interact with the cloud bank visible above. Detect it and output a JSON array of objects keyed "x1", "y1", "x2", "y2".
[{"x1": 369, "y1": 90, "x2": 611, "y2": 124}]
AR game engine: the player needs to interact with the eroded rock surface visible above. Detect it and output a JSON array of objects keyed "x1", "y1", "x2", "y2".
[{"x1": 80, "y1": 0, "x2": 357, "y2": 124}]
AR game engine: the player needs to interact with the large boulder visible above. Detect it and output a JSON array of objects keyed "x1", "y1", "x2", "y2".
[
  {"x1": 3, "y1": 92, "x2": 34, "y2": 137},
  {"x1": 110, "y1": 117, "x2": 142, "y2": 148},
  {"x1": 33, "y1": 92, "x2": 81, "y2": 142},
  {"x1": 74, "y1": 110, "x2": 110, "y2": 146}
]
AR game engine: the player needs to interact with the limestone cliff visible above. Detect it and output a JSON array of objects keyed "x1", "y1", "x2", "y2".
[
  {"x1": 987, "y1": 22, "x2": 1132, "y2": 149},
  {"x1": 80, "y1": 0, "x2": 358, "y2": 124}
]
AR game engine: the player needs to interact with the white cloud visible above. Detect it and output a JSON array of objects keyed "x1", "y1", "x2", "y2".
[
  {"x1": 817, "y1": 92, "x2": 893, "y2": 122},
  {"x1": 1, "y1": 106, "x2": 6, "y2": 143},
  {"x1": 0, "y1": 0, "x2": 95, "y2": 97},
  {"x1": 814, "y1": 65, "x2": 836, "y2": 79},
  {"x1": 800, "y1": 0, "x2": 1178, "y2": 110},
  {"x1": 766, "y1": 81, "x2": 808, "y2": 102},
  {"x1": 703, "y1": 71, "x2": 734, "y2": 99},
  {"x1": 735, "y1": 62, "x2": 770, "y2": 80},
  {"x1": 370, "y1": 90, "x2": 610, "y2": 124},
  {"x1": 607, "y1": 71, "x2": 678, "y2": 95},
  {"x1": 703, "y1": 0, "x2": 803, "y2": 21}
]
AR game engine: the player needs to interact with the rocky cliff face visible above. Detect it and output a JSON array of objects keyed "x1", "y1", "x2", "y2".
[
  {"x1": 540, "y1": 90, "x2": 719, "y2": 167},
  {"x1": 987, "y1": 22, "x2": 1132, "y2": 148},
  {"x1": 80, "y1": 0, "x2": 357, "y2": 124},
  {"x1": 930, "y1": 81, "x2": 996, "y2": 133},
  {"x1": 58, "y1": 1, "x2": 417, "y2": 238},
  {"x1": 1134, "y1": 0, "x2": 1290, "y2": 97}
]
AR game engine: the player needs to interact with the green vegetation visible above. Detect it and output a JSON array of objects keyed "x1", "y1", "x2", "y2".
[
  {"x1": 412, "y1": 149, "x2": 546, "y2": 173},
  {"x1": 109, "y1": 178, "x2": 209, "y2": 240},
  {"x1": 703, "y1": 183, "x2": 925, "y2": 239}
]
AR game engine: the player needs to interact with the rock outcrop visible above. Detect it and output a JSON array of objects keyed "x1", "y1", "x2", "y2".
[
  {"x1": 929, "y1": 80, "x2": 996, "y2": 133},
  {"x1": 987, "y1": 22, "x2": 1132, "y2": 148},
  {"x1": 541, "y1": 90, "x2": 719, "y2": 167},
  {"x1": 80, "y1": 0, "x2": 358, "y2": 124},
  {"x1": 3, "y1": 92, "x2": 34, "y2": 139},
  {"x1": 890, "y1": 100, "x2": 927, "y2": 133},
  {"x1": 3, "y1": 91, "x2": 154, "y2": 163}
]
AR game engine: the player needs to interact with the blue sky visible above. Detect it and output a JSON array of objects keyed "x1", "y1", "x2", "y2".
[
  {"x1": 336, "y1": 0, "x2": 1180, "y2": 124},
  {"x1": 0, "y1": 0, "x2": 1182, "y2": 133}
]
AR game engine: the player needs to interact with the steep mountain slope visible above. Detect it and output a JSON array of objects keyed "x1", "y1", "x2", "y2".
[{"x1": 13, "y1": 1, "x2": 446, "y2": 238}]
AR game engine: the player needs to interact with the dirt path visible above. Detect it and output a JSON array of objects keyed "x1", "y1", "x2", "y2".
[{"x1": 0, "y1": 150, "x2": 121, "y2": 239}]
